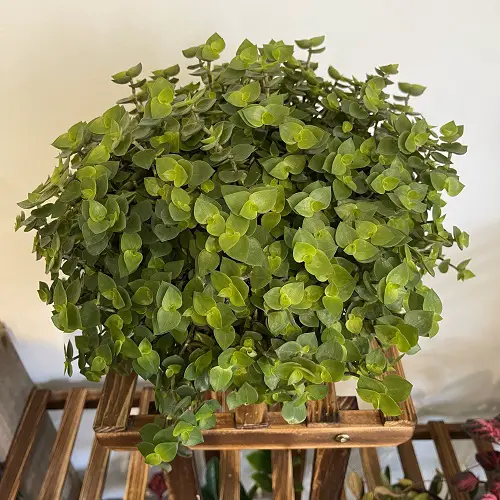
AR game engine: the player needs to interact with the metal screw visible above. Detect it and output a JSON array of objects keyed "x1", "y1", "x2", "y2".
[{"x1": 335, "y1": 433, "x2": 350, "y2": 443}]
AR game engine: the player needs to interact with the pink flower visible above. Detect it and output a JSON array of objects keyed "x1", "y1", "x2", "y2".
[
  {"x1": 477, "y1": 451, "x2": 500, "y2": 471},
  {"x1": 481, "y1": 494, "x2": 498, "y2": 500},
  {"x1": 148, "y1": 472, "x2": 167, "y2": 499},
  {"x1": 452, "y1": 471, "x2": 479, "y2": 492},
  {"x1": 490, "y1": 480, "x2": 500, "y2": 499},
  {"x1": 465, "y1": 415, "x2": 500, "y2": 444}
]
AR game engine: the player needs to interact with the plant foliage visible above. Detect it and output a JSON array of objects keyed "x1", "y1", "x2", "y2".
[
  {"x1": 17, "y1": 33, "x2": 471, "y2": 467},
  {"x1": 347, "y1": 468, "x2": 445, "y2": 500}
]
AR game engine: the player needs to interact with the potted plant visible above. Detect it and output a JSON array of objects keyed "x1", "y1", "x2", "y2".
[{"x1": 16, "y1": 33, "x2": 472, "y2": 468}]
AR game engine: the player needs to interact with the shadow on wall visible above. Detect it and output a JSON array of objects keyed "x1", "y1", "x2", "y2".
[
  {"x1": 414, "y1": 371, "x2": 500, "y2": 421},
  {"x1": 407, "y1": 223, "x2": 500, "y2": 421}
]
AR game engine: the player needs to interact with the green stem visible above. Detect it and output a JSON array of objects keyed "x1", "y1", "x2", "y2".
[
  {"x1": 306, "y1": 49, "x2": 312, "y2": 68},
  {"x1": 129, "y1": 80, "x2": 142, "y2": 114},
  {"x1": 206, "y1": 61, "x2": 214, "y2": 90},
  {"x1": 180, "y1": 326, "x2": 195, "y2": 355},
  {"x1": 437, "y1": 256, "x2": 459, "y2": 271}
]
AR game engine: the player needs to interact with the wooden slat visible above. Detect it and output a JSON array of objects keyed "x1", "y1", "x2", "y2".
[
  {"x1": 219, "y1": 450, "x2": 240, "y2": 500},
  {"x1": 234, "y1": 402, "x2": 268, "y2": 428},
  {"x1": 204, "y1": 391, "x2": 222, "y2": 463},
  {"x1": 0, "y1": 389, "x2": 49, "y2": 500},
  {"x1": 164, "y1": 455, "x2": 200, "y2": 499},
  {"x1": 310, "y1": 397, "x2": 357, "y2": 500},
  {"x1": 124, "y1": 387, "x2": 154, "y2": 500},
  {"x1": 311, "y1": 447, "x2": 352, "y2": 500},
  {"x1": 93, "y1": 371, "x2": 137, "y2": 432},
  {"x1": 429, "y1": 421, "x2": 468, "y2": 500},
  {"x1": 272, "y1": 450, "x2": 294, "y2": 500},
  {"x1": 292, "y1": 449, "x2": 306, "y2": 500},
  {"x1": 97, "y1": 411, "x2": 413, "y2": 450},
  {"x1": 39, "y1": 388, "x2": 87, "y2": 500},
  {"x1": 79, "y1": 439, "x2": 110, "y2": 500},
  {"x1": 0, "y1": 325, "x2": 80, "y2": 500},
  {"x1": 413, "y1": 423, "x2": 467, "y2": 440},
  {"x1": 307, "y1": 383, "x2": 338, "y2": 424},
  {"x1": 397, "y1": 440, "x2": 423, "y2": 488},
  {"x1": 360, "y1": 448, "x2": 382, "y2": 490}
]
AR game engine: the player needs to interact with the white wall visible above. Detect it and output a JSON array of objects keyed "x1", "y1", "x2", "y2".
[{"x1": 1, "y1": 0, "x2": 499, "y2": 419}]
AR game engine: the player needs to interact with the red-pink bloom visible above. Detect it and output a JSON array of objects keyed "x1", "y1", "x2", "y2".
[
  {"x1": 481, "y1": 494, "x2": 498, "y2": 500},
  {"x1": 148, "y1": 472, "x2": 167, "y2": 499},
  {"x1": 477, "y1": 451, "x2": 500, "y2": 471},
  {"x1": 465, "y1": 416, "x2": 500, "y2": 444},
  {"x1": 452, "y1": 471, "x2": 479, "y2": 492},
  {"x1": 490, "y1": 480, "x2": 500, "y2": 499}
]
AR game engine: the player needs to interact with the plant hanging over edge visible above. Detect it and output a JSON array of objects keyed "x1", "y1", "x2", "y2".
[{"x1": 16, "y1": 33, "x2": 473, "y2": 469}]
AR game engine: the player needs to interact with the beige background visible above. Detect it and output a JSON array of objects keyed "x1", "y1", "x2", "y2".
[{"x1": 0, "y1": 0, "x2": 499, "y2": 424}]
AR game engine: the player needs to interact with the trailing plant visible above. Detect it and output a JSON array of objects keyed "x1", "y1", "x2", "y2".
[
  {"x1": 451, "y1": 413, "x2": 500, "y2": 499},
  {"x1": 347, "y1": 468, "x2": 445, "y2": 500},
  {"x1": 16, "y1": 33, "x2": 472, "y2": 468}
]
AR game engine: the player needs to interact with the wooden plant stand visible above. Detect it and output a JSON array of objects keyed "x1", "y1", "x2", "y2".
[
  {"x1": 0, "y1": 346, "x2": 419, "y2": 500},
  {"x1": 89, "y1": 348, "x2": 416, "y2": 499},
  {"x1": 0, "y1": 380, "x2": 487, "y2": 500}
]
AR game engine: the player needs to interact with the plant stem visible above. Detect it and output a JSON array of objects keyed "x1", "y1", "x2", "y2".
[
  {"x1": 437, "y1": 256, "x2": 459, "y2": 271},
  {"x1": 180, "y1": 326, "x2": 195, "y2": 355},
  {"x1": 306, "y1": 50, "x2": 312, "y2": 68},
  {"x1": 206, "y1": 61, "x2": 214, "y2": 90},
  {"x1": 129, "y1": 80, "x2": 142, "y2": 114}
]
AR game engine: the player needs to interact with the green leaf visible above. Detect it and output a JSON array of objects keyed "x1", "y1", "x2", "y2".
[
  {"x1": 121, "y1": 232, "x2": 142, "y2": 252},
  {"x1": 240, "y1": 105, "x2": 265, "y2": 127},
  {"x1": 378, "y1": 394, "x2": 402, "y2": 416},
  {"x1": 383, "y1": 374, "x2": 412, "y2": 402},
  {"x1": 86, "y1": 144, "x2": 110, "y2": 164},
  {"x1": 154, "y1": 442, "x2": 178, "y2": 462},
  {"x1": 320, "y1": 360, "x2": 345, "y2": 382},
  {"x1": 132, "y1": 286, "x2": 153, "y2": 305},
  {"x1": 404, "y1": 310, "x2": 434, "y2": 336},
  {"x1": 89, "y1": 200, "x2": 107, "y2": 222},
  {"x1": 316, "y1": 340, "x2": 345, "y2": 363},
  {"x1": 121, "y1": 338, "x2": 142, "y2": 358},
  {"x1": 398, "y1": 82, "x2": 426, "y2": 96},
  {"x1": 123, "y1": 250, "x2": 143, "y2": 273},
  {"x1": 140, "y1": 423, "x2": 162, "y2": 443},
  {"x1": 377, "y1": 137, "x2": 398, "y2": 155},
  {"x1": 214, "y1": 327, "x2": 236, "y2": 350},
  {"x1": 276, "y1": 341, "x2": 301, "y2": 361},
  {"x1": 279, "y1": 122, "x2": 302, "y2": 145},
  {"x1": 53, "y1": 281, "x2": 67, "y2": 307},
  {"x1": 162, "y1": 285, "x2": 182, "y2": 310},
  {"x1": 423, "y1": 289, "x2": 443, "y2": 314},
  {"x1": 322, "y1": 296, "x2": 343, "y2": 320},
  {"x1": 157, "y1": 309, "x2": 181, "y2": 332},
  {"x1": 237, "y1": 382, "x2": 258, "y2": 405},
  {"x1": 132, "y1": 149, "x2": 156, "y2": 169},
  {"x1": 281, "y1": 401, "x2": 307, "y2": 424},
  {"x1": 194, "y1": 195, "x2": 219, "y2": 224},
  {"x1": 209, "y1": 366, "x2": 233, "y2": 391},
  {"x1": 145, "y1": 453, "x2": 162, "y2": 466},
  {"x1": 232, "y1": 144, "x2": 255, "y2": 162},
  {"x1": 386, "y1": 262, "x2": 410, "y2": 286},
  {"x1": 347, "y1": 239, "x2": 379, "y2": 262}
]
